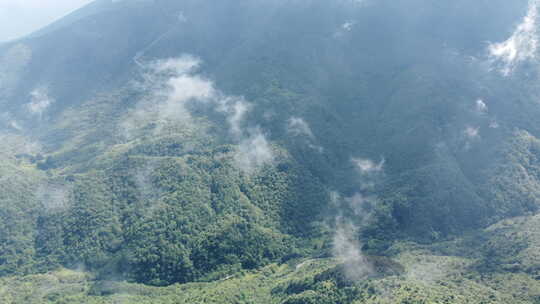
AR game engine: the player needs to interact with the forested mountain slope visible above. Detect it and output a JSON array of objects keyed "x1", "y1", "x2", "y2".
[{"x1": 1, "y1": 0, "x2": 540, "y2": 303}]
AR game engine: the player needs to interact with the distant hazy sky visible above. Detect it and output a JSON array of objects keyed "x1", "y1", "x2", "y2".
[{"x1": 0, "y1": 0, "x2": 94, "y2": 42}]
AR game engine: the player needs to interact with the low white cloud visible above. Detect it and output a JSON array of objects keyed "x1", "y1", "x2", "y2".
[
  {"x1": 27, "y1": 88, "x2": 54, "y2": 118},
  {"x1": 334, "y1": 20, "x2": 357, "y2": 38},
  {"x1": 475, "y1": 99, "x2": 488, "y2": 114},
  {"x1": 217, "y1": 96, "x2": 251, "y2": 139},
  {"x1": 342, "y1": 21, "x2": 356, "y2": 31},
  {"x1": 150, "y1": 56, "x2": 201, "y2": 75},
  {"x1": 234, "y1": 128, "x2": 275, "y2": 173},
  {"x1": 158, "y1": 57, "x2": 215, "y2": 113},
  {"x1": 164, "y1": 74, "x2": 213, "y2": 111},
  {"x1": 346, "y1": 193, "x2": 376, "y2": 219},
  {"x1": 489, "y1": 0, "x2": 539, "y2": 75},
  {"x1": 9, "y1": 120, "x2": 22, "y2": 131},
  {"x1": 352, "y1": 157, "x2": 385, "y2": 174},
  {"x1": 463, "y1": 126, "x2": 481, "y2": 150},
  {"x1": 330, "y1": 157, "x2": 385, "y2": 280},
  {"x1": 121, "y1": 55, "x2": 214, "y2": 138},
  {"x1": 122, "y1": 55, "x2": 275, "y2": 173},
  {"x1": 177, "y1": 11, "x2": 188, "y2": 23},
  {"x1": 333, "y1": 218, "x2": 374, "y2": 280},
  {"x1": 330, "y1": 191, "x2": 377, "y2": 280},
  {"x1": 287, "y1": 116, "x2": 323, "y2": 152},
  {"x1": 287, "y1": 117, "x2": 314, "y2": 139},
  {"x1": 464, "y1": 126, "x2": 480, "y2": 139}
]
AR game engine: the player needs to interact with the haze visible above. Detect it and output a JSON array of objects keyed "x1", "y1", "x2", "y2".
[{"x1": 0, "y1": 0, "x2": 93, "y2": 42}]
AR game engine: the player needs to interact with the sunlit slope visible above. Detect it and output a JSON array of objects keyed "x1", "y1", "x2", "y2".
[{"x1": 1, "y1": 214, "x2": 539, "y2": 303}]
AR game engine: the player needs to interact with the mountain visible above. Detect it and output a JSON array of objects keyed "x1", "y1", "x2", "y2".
[{"x1": 1, "y1": 0, "x2": 540, "y2": 303}]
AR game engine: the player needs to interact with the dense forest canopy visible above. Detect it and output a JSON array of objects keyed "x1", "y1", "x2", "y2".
[{"x1": 1, "y1": 0, "x2": 540, "y2": 303}]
